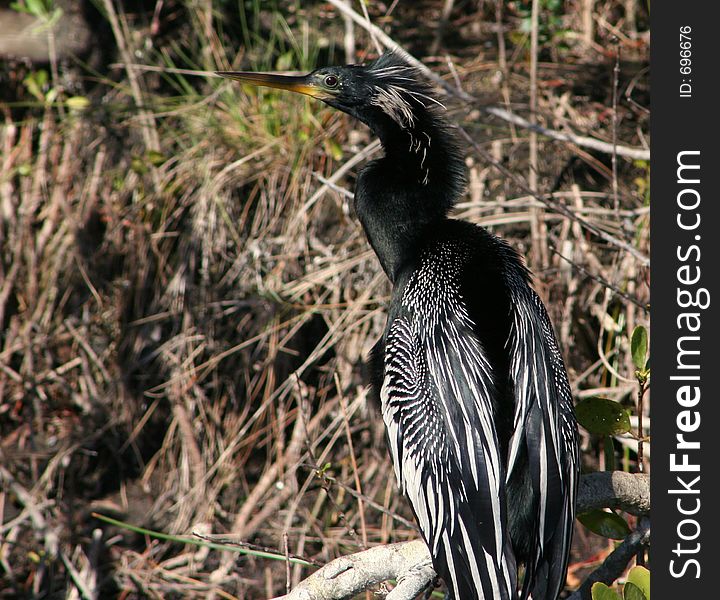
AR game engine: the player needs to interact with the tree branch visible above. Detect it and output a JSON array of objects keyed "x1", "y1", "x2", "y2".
[
  {"x1": 270, "y1": 472, "x2": 649, "y2": 600},
  {"x1": 325, "y1": 0, "x2": 650, "y2": 161},
  {"x1": 577, "y1": 471, "x2": 650, "y2": 516},
  {"x1": 270, "y1": 540, "x2": 435, "y2": 600}
]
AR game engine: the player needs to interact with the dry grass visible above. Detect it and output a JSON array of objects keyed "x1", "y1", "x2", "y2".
[{"x1": 1, "y1": 1, "x2": 649, "y2": 598}]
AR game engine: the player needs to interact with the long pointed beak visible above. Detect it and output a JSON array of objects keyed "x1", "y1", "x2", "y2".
[{"x1": 215, "y1": 71, "x2": 329, "y2": 99}]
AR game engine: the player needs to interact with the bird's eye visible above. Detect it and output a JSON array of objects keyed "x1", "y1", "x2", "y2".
[{"x1": 324, "y1": 75, "x2": 339, "y2": 88}]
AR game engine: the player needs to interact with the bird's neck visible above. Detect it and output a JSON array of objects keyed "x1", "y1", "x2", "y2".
[
  {"x1": 375, "y1": 121, "x2": 435, "y2": 185},
  {"x1": 354, "y1": 111, "x2": 466, "y2": 281}
]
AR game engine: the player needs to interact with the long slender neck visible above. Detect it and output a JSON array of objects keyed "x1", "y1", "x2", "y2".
[
  {"x1": 374, "y1": 116, "x2": 435, "y2": 185},
  {"x1": 353, "y1": 108, "x2": 466, "y2": 281}
]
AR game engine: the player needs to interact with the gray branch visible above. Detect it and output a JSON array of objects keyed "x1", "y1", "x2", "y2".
[
  {"x1": 577, "y1": 471, "x2": 650, "y2": 516},
  {"x1": 325, "y1": 0, "x2": 650, "y2": 161},
  {"x1": 484, "y1": 107, "x2": 650, "y2": 161},
  {"x1": 271, "y1": 471, "x2": 650, "y2": 600},
  {"x1": 270, "y1": 540, "x2": 435, "y2": 600}
]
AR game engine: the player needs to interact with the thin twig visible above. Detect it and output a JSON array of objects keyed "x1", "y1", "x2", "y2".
[
  {"x1": 336, "y1": 373, "x2": 368, "y2": 549},
  {"x1": 482, "y1": 106, "x2": 649, "y2": 160},
  {"x1": 110, "y1": 63, "x2": 226, "y2": 77},
  {"x1": 611, "y1": 42, "x2": 620, "y2": 213},
  {"x1": 101, "y1": 0, "x2": 160, "y2": 155},
  {"x1": 528, "y1": 0, "x2": 547, "y2": 267},
  {"x1": 550, "y1": 246, "x2": 648, "y2": 310},
  {"x1": 458, "y1": 128, "x2": 650, "y2": 266},
  {"x1": 284, "y1": 531, "x2": 292, "y2": 594},
  {"x1": 636, "y1": 380, "x2": 648, "y2": 473},
  {"x1": 341, "y1": 0, "x2": 356, "y2": 63},
  {"x1": 430, "y1": 0, "x2": 455, "y2": 55},
  {"x1": 358, "y1": 0, "x2": 383, "y2": 56},
  {"x1": 326, "y1": 0, "x2": 649, "y2": 160},
  {"x1": 494, "y1": 0, "x2": 518, "y2": 142},
  {"x1": 60, "y1": 551, "x2": 94, "y2": 600},
  {"x1": 301, "y1": 464, "x2": 417, "y2": 530}
]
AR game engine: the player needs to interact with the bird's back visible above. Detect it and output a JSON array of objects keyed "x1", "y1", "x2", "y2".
[{"x1": 370, "y1": 219, "x2": 577, "y2": 600}]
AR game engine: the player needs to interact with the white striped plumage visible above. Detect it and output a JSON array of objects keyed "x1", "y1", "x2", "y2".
[
  {"x1": 380, "y1": 240, "x2": 517, "y2": 600},
  {"x1": 504, "y1": 275, "x2": 578, "y2": 600},
  {"x1": 369, "y1": 84, "x2": 417, "y2": 129},
  {"x1": 378, "y1": 235, "x2": 577, "y2": 600},
  {"x1": 364, "y1": 54, "x2": 445, "y2": 186}
]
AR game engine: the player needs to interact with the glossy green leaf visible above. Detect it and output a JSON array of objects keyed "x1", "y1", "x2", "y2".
[
  {"x1": 626, "y1": 566, "x2": 650, "y2": 600},
  {"x1": 631, "y1": 326, "x2": 648, "y2": 371},
  {"x1": 27, "y1": 0, "x2": 45, "y2": 15},
  {"x1": 623, "y1": 582, "x2": 646, "y2": 600},
  {"x1": 66, "y1": 96, "x2": 90, "y2": 111},
  {"x1": 576, "y1": 397, "x2": 632, "y2": 436},
  {"x1": 578, "y1": 509, "x2": 631, "y2": 539},
  {"x1": 603, "y1": 435, "x2": 616, "y2": 471},
  {"x1": 592, "y1": 582, "x2": 622, "y2": 600},
  {"x1": 24, "y1": 71, "x2": 48, "y2": 102}
]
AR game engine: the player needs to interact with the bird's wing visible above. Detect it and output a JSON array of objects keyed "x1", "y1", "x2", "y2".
[
  {"x1": 382, "y1": 311, "x2": 517, "y2": 600},
  {"x1": 505, "y1": 278, "x2": 579, "y2": 600}
]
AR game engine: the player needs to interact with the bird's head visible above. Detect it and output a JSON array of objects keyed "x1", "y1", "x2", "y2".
[
  {"x1": 217, "y1": 52, "x2": 443, "y2": 135},
  {"x1": 218, "y1": 52, "x2": 464, "y2": 198}
]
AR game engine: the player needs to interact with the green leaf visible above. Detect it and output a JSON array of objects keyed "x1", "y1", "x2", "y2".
[
  {"x1": 147, "y1": 150, "x2": 166, "y2": 166},
  {"x1": 45, "y1": 87, "x2": 58, "y2": 105},
  {"x1": 10, "y1": 2, "x2": 31, "y2": 15},
  {"x1": 325, "y1": 138, "x2": 344, "y2": 161},
  {"x1": 626, "y1": 566, "x2": 650, "y2": 600},
  {"x1": 578, "y1": 509, "x2": 631, "y2": 539},
  {"x1": 623, "y1": 582, "x2": 646, "y2": 600},
  {"x1": 592, "y1": 582, "x2": 622, "y2": 600},
  {"x1": 603, "y1": 435, "x2": 616, "y2": 472},
  {"x1": 27, "y1": 0, "x2": 44, "y2": 13},
  {"x1": 24, "y1": 0, "x2": 52, "y2": 18},
  {"x1": 23, "y1": 70, "x2": 48, "y2": 102},
  {"x1": 66, "y1": 95, "x2": 90, "y2": 111},
  {"x1": 92, "y1": 512, "x2": 314, "y2": 566},
  {"x1": 576, "y1": 397, "x2": 632, "y2": 436},
  {"x1": 631, "y1": 326, "x2": 648, "y2": 370},
  {"x1": 316, "y1": 462, "x2": 332, "y2": 475}
]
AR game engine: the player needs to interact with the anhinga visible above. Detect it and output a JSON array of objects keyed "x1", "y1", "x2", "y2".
[{"x1": 219, "y1": 52, "x2": 579, "y2": 600}]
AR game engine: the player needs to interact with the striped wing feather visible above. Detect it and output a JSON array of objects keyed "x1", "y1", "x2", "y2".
[
  {"x1": 505, "y1": 279, "x2": 579, "y2": 600},
  {"x1": 381, "y1": 313, "x2": 516, "y2": 600}
]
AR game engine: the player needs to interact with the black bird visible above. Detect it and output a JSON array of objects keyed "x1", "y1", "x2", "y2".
[{"x1": 219, "y1": 52, "x2": 579, "y2": 600}]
